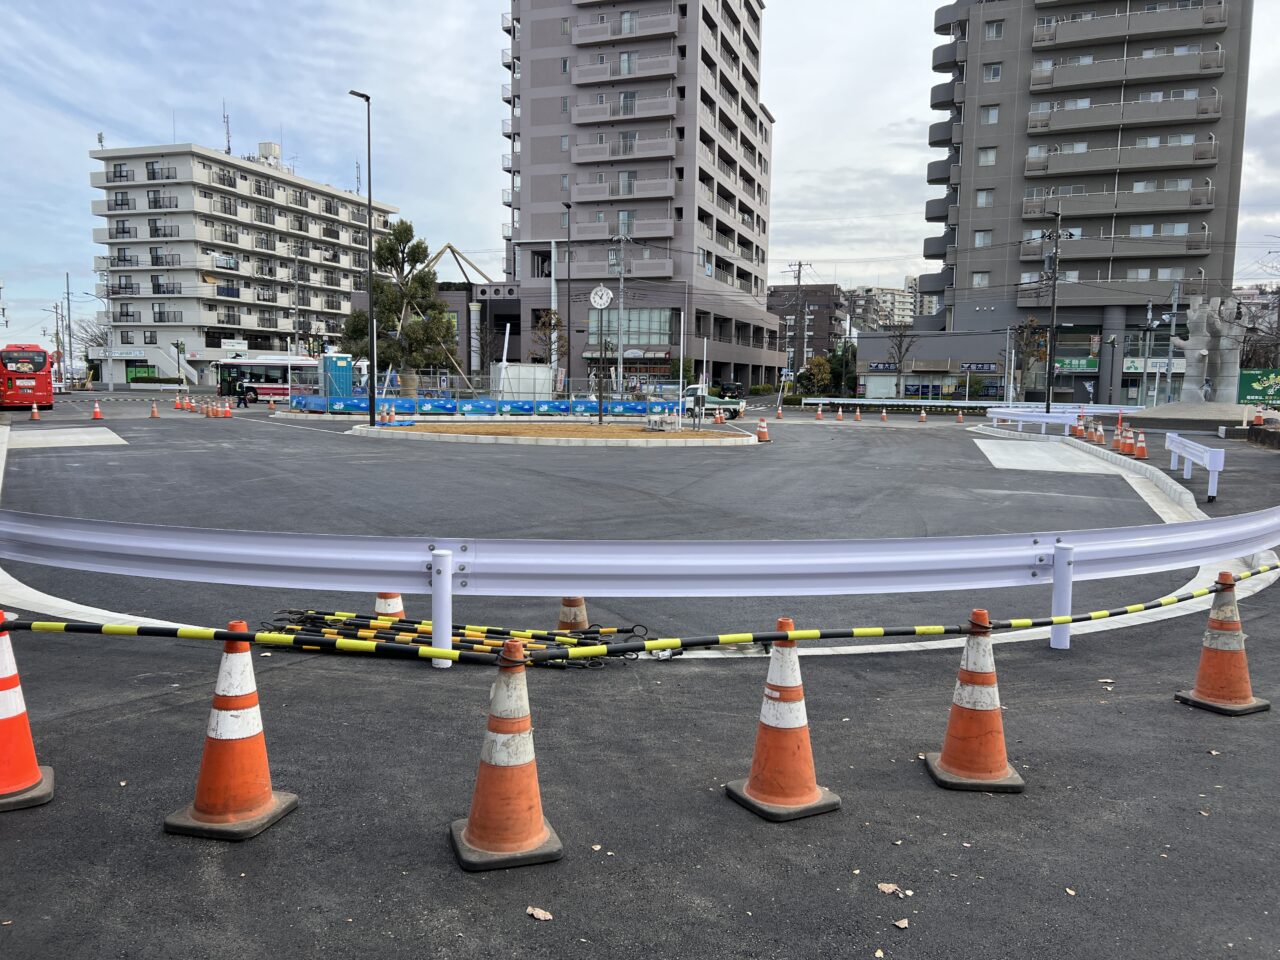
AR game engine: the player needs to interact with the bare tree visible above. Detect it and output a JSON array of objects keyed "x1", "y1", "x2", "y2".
[
  {"x1": 528, "y1": 308, "x2": 568, "y2": 367},
  {"x1": 1011, "y1": 316, "x2": 1048, "y2": 401},
  {"x1": 74, "y1": 315, "x2": 112, "y2": 350},
  {"x1": 885, "y1": 325, "x2": 920, "y2": 399}
]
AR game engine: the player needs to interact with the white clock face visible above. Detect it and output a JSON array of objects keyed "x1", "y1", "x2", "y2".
[{"x1": 590, "y1": 285, "x2": 614, "y2": 309}]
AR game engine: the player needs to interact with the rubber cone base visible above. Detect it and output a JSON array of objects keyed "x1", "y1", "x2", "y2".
[
  {"x1": 0, "y1": 765, "x2": 54, "y2": 812},
  {"x1": 449, "y1": 817, "x2": 563, "y2": 871},
  {"x1": 164, "y1": 790, "x2": 298, "y2": 840},
  {"x1": 1174, "y1": 691, "x2": 1271, "y2": 717},
  {"x1": 724, "y1": 778, "x2": 841, "y2": 822},
  {"x1": 924, "y1": 753, "x2": 1025, "y2": 793}
]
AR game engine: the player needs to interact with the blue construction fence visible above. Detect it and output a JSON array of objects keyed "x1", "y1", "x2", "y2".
[{"x1": 290, "y1": 396, "x2": 685, "y2": 417}]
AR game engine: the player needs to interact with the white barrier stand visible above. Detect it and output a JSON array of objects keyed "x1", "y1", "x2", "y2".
[
  {"x1": 1051, "y1": 543, "x2": 1074, "y2": 650},
  {"x1": 431, "y1": 548, "x2": 453, "y2": 669},
  {"x1": 1165, "y1": 432, "x2": 1226, "y2": 503}
]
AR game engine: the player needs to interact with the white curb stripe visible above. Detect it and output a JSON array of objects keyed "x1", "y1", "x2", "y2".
[
  {"x1": 0, "y1": 685, "x2": 27, "y2": 721},
  {"x1": 760, "y1": 696, "x2": 809, "y2": 729},
  {"x1": 214, "y1": 651, "x2": 257, "y2": 697},
  {"x1": 952, "y1": 681, "x2": 1001, "y2": 712},
  {"x1": 206, "y1": 705, "x2": 263, "y2": 740},
  {"x1": 480, "y1": 729, "x2": 536, "y2": 766}
]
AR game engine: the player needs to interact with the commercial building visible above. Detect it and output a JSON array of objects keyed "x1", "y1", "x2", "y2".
[
  {"x1": 89, "y1": 141, "x2": 396, "y2": 386},
  {"x1": 764, "y1": 283, "x2": 851, "y2": 373},
  {"x1": 499, "y1": 0, "x2": 785, "y2": 388},
  {"x1": 872, "y1": 0, "x2": 1253, "y2": 404}
]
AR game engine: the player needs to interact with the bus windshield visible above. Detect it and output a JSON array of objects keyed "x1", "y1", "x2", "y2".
[{"x1": 2, "y1": 350, "x2": 48, "y2": 373}]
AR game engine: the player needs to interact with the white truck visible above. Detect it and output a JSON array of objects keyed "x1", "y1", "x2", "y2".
[{"x1": 681, "y1": 383, "x2": 745, "y2": 420}]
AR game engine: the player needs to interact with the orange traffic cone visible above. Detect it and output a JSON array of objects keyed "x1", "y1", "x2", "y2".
[
  {"x1": 815, "y1": 405, "x2": 823, "y2": 421},
  {"x1": 1253, "y1": 407, "x2": 1264, "y2": 427},
  {"x1": 924, "y1": 609, "x2": 1025, "y2": 792},
  {"x1": 1134, "y1": 430, "x2": 1149, "y2": 460},
  {"x1": 726, "y1": 617, "x2": 841, "y2": 821},
  {"x1": 1123, "y1": 426, "x2": 1137, "y2": 456},
  {"x1": 1175, "y1": 573, "x2": 1270, "y2": 716},
  {"x1": 836, "y1": 406, "x2": 844, "y2": 422},
  {"x1": 854, "y1": 407, "x2": 862, "y2": 422},
  {"x1": 775, "y1": 406, "x2": 783, "y2": 420},
  {"x1": 956, "y1": 410, "x2": 965, "y2": 424},
  {"x1": 91, "y1": 401, "x2": 103, "y2": 421},
  {"x1": 268, "y1": 399, "x2": 277, "y2": 413},
  {"x1": 224, "y1": 400, "x2": 233, "y2": 419},
  {"x1": 918, "y1": 408, "x2": 927, "y2": 423},
  {"x1": 880, "y1": 408, "x2": 887, "y2": 422},
  {"x1": 556, "y1": 597, "x2": 589, "y2": 633},
  {"x1": 203, "y1": 402, "x2": 212, "y2": 419},
  {"x1": 164, "y1": 621, "x2": 298, "y2": 838},
  {"x1": 0, "y1": 619, "x2": 55, "y2": 812},
  {"x1": 373, "y1": 592, "x2": 406, "y2": 622},
  {"x1": 174, "y1": 394, "x2": 183, "y2": 410},
  {"x1": 450, "y1": 639, "x2": 563, "y2": 870},
  {"x1": 756, "y1": 418, "x2": 771, "y2": 442},
  {"x1": 150, "y1": 401, "x2": 160, "y2": 419},
  {"x1": 29, "y1": 404, "x2": 39, "y2": 422}
]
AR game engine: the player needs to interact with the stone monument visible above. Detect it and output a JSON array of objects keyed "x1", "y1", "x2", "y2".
[{"x1": 1172, "y1": 296, "x2": 1242, "y2": 404}]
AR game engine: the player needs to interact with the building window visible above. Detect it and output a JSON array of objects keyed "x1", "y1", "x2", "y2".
[
  {"x1": 561, "y1": 17, "x2": 570, "y2": 35},
  {"x1": 971, "y1": 271, "x2": 991, "y2": 288},
  {"x1": 1130, "y1": 224, "x2": 1156, "y2": 237},
  {"x1": 974, "y1": 230, "x2": 993, "y2": 248},
  {"x1": 1127, "y1": 268, "x2": 1152, "y2": 280},
  {"x1": 1061, "y1": 141, "x2": 1088, "y2": 154},
  {"x1": 984, "y1": 20, "x2": 1004, "y2": 40},
  {"x1": 560, "y1": 58, "x2": 569, "y2": 73},
  {"x1": 144, "y1": 330, "x2": 158, "y2": 345},
  {"x1": 1158, "y1": 266, "x2": 1185, "y2": 280},
  {"x1": 977, "y1": 147, "x2": 997, "y2": 166},
  {"x1": 561, "y1": 174, "x2": 569, "y2": 190},
  {"x1": 560, "y1": 135, "x2": 569, "y2": 151},
  {"x1": 1063, "y1": 97, "x2": 1091, "y2": 110},
  {"x1": 119, "y1": 330, "x2": 135, "y2": 344},
  {"x1": 560, "y1": 96, "x2": 569, "y2": 114},
  {"x1": 561, "y1": 211, "x2": 569, "y2": 228},
  {"x1": 979, "y1": 105, "x2": 999, "y2": 125},
  {"x1": 1021, "y1": 271, "x2": 1042, "y2": 285},
  {"x1": 976, "y1": 189, "x2": 995, "y2": 208},
  {"x1": 982, "y1": 63, "x2": 1002, "y2": 82},
  {"x1": 1161, "y1": 222, "x2": 1189, "y2": 236}
]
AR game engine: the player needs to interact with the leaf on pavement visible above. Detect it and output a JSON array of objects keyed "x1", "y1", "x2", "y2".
[{"x1": 526, "y1": 906, "x2": 553, "y2": 921}]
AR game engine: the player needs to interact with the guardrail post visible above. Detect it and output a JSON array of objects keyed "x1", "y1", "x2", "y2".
[
  {"x1": 1050, "y1": 542, "x2": 1074, "y2": 650},
  {"x1": 431, "y1": 548, "x2": 453, "y2": 669}
]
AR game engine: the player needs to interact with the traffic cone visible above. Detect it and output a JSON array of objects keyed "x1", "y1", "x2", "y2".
[
  {"x1": 1175, "y1": 572, "x2": 1270, "y2": 716},
  {"x1": 1134, "y1": 430, "x2": 1149, "y2": 460},
  {"x1": 373, "y1": 592, "x2": 406, "y2": 621},
  {"x1": 1073, "y1": 415, "x2": 1084, "y2": 438},
  {"x1": 173, "y1": 394, "x2": 182, "y2": 410},
  {"x1": 0, "y1": 618, "x2": 55, "y2": 812},
  {"x1": 91, "y1": 401, "x2": 103, "y2": 421},
  {"x1": 203, "y1": 402, "x2": 212, "y2": 419},
  {"x1": 164, "y1": 621, "x2": 298, "y2": 838},
  {"x1": 924, "y1": 609, "x2": 1025, "y2": 792},
  {"x1": 726, "y1": 617, "x2": 841, "y2": 821},
  {"x1": 918, "y1": 408, "x2": 927, "y2": 423},
  {"x1": 756, "y1": 418, "x2": 771, "y2": 442},
  {"x1": 29, "y1": 404, "x2": 39, "y2": 422},
  {"x1": 815, "y1": 405, "x2": 823, "y2": 421},
  {"x1": 1122, "y1": 426, "x2": 1136, "y2": 456},
  {"x1": 956, "y1": 410, "x2": 965, "y2": 424},
  {"x1": 224, "y1": 400, "x2": 233, "y2": 419},
  {"x1": 836, "y1": 406, "x2": 844, "y2": 422},
  {"x1": 556, "y1": 597, "x2": 589, "y2": 632},
  {"x1": 775, "y1": 406, "x2": 783, "y2": 420},
  {"x1": 268, "y1": 399, "x2": 277, "y2": 413},
  {"x1": 150, "y1": 401, "x2": 160, "y2": 419},
  {"x1": 854, "y1": 407, "x2": 862, "y2": 422},
  {"x1": 450, "y1": 639, "x2": 563, "y2": 870},
  {"x1": 1253, "y1": 407, "x2": 1264, "y2": 427},
  {"x1": 880, "y1": 408, "x2": 887, "y2": 422}
]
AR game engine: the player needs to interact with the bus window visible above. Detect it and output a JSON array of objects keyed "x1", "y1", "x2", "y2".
[{"x1": 2, "y1": 350, "x2": 47, "y2": 373}]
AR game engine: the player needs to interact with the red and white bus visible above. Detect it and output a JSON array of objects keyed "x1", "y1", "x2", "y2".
[
  {"x1": 0, "y1": 344, "x2": 54, "y2": 410},
  {"x1": 212, "y1": 356, "x2": 322, "y2": 403}
]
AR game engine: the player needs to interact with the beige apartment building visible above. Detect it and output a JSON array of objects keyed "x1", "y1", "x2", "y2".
[
  {"x1": 89, "y1": 142, "x2": 395, "y2": 385},
  {"x1": 500, "y1": 0, "x2": 785, "y2": 387}
]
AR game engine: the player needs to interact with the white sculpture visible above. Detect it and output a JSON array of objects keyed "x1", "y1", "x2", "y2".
[{"x1": 1172, "y1": 296, "x2": 1241, "y2": 404}]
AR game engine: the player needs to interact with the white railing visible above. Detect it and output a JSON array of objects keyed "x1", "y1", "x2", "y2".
[
  {"x1": 1166, "y1": 432, "x2": 1225, "y2": 502},
  {"x1": 988, "y1": 409, "x2": 1080, "y2": 435}
]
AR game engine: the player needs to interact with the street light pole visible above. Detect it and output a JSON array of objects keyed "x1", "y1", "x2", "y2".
[
  {"x1": 562, "y1": 201, "x2": 573, "y2": 394},
  {"x1": 1043, "y1": 210, "x2": 1063, "y2": 414},
  {"x1": 349, "y1": 89, "x2": 376, "y2": 428}
]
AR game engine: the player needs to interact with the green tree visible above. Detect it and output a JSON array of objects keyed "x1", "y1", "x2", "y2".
[
  {"x1": 797, "y1": 355, "x2": 832, "y2": 395},
  {"x1": 669, "y1": 356, "x2": 695, "y2": 383},
  {"x1": 828, "y1": 341, "x2": 857, "y2": 396},
  {"x1": 341, "y1": 220, "x2": 456, "y2": 371}
]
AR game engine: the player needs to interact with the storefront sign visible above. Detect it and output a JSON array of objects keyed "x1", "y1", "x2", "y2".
[
  {"x1": 960, "y1": 362, "x2": 998, "y2": 372},
  {"x1": 1238, "y1": 369, "x2": 1280, "y2": 404},
  {"x1": 1054, "y1": 357, "x2": 1099, "y2": 372},
  {"x1": 1122, "y1": 358, "x2": 1187, "y2": 374},
  {"x1": 87, "y1": 347, "x2": 146, "y2": 360},
  {"x1": 868, "y1": 362, "x2": 898, "y2": 371}
]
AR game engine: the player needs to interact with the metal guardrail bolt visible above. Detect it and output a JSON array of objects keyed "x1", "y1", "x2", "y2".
[
  {"x1": 460, "y1": 545, "x2": 468, "y2": 552},
  {"x1": 428, "y1": 543, "x2": 436, "y2": 551},
  {"x1": 1031, "y1": 572, "x2": 1039, "y2": 577},
  {"x1": 1033, "y1": 538, "x2": 1041, "y2": 545},
  {"x1": 460, "y1": 580, "x2": 468, "y2": 588},
  {"x1": 458, "y1": 565, "x2": 466, "y2": 572}
]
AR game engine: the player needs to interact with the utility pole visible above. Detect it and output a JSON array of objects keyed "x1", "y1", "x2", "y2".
[
  {"x1": 1141, "y1": 299, "x2": 1153, "y2": 408},
  {"x1": 612, "y1": 232, "x2": 634, "y2": 392},
  {"x1": 1043, "y1": 212, "x2": 1063, "y2": 414},
  {"x1": 788, "y1": 261, "x2": 808, "y2": 380},
  {"x1": 1165, "y1": 279, "x2": 1181, "y2": 404},
  {"x1": 65, "y1": 272, "x2": 74, "y2": 388}
]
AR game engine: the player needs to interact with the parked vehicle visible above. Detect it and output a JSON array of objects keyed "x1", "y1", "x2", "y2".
[{"x1": 682, "y1": 383, "x2": 745, "y2": 420}]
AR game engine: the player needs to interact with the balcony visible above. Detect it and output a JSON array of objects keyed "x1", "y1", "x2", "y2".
[
  {"x1": 256, "y1": 289, "x2": 278, "y2": 303},
  {"x1": 106, "y1": 198, "x2": 136, "y2": 211},
  {"x1": 1032, "y1": 50, "x2": 1225, "y2": 91},
  {"x1": 571, "y1": 136, "x2": 676, "y2": 163},
  {"x1": 925, "y1": 156, "x2": 957, "y2": 185},
  {"x1": 1017, "y1": 278, "x2": 1204, "y2": 308},
  {"x1": 573, "y1": 11, "x2": 679, "y2": 45},
  {"x1": 501, "y1": 153, "x2": 515, "y2": 172},
  {"x1": 1020, "y1": 231, "x2": 1211, "y2": 260},
  {"x1": 321, "y1": 226, "x2": 341, "y2": 240},
  {"x1": 930, "y1": 79, "x2": 962, "y2": 111},
  {"x1": 502, "y1": 117, "x2": 515, "y2": 138},
  {"x1": 111, "y1": 311, "x2": 141, "y2": 323},
  {"x1": 1032, "y1": 4, "x2": 1227, "y2": 49},
  {"x1": 152, "y1": 310, "x2": 184, "y2": 322},
  {"x1": 218, "y1": 313, "x2": 242, "y2": 326},
  {"x1": 106, "y1": 170, "x2": 135, "y2": 183},
  {"x1": 501, "y1": 222, "x2": 513, "y2": 239},
  {"x1": 571, "y1": 258, "x2": 674, "y2": 280},
  {"x1": 501, "y1": 11, "x2": 514, "y2": 33},
  {"x1": 109, "y1": 283, "x2": 141, "y2": 296},
  {"x1": 1027, "y1": 94, "x2": 1222, "y2": 134},
  {"x1": 922, "y1": 233, "x2": 952, "y2": 260},
  {"x1": 146, "y1": 166, "x2": 177, "y2": 181},
  {"x1": 934, "y1": 2, "x2": 968, "y2": 34},
  {"x1": 571, "y1": 176, "x2": 675, "y2": 203},
  {"x1": 571, "y1": 94, "x2": 677, "y2": 125},
  {"x1": 215, "y1": 285, "x2": 240, "y2": 298},
  {"x1": 502, "y1": 188, "x2": 515, "y2": 207},
  {"x1": 152, "y1": 253, "x2": 180, "y2": 267},
  {"x1": 918, "y1": 270, "x2": 952, "y2": 294},
  {"x1": 1026, "y1": 140, "x2": 1218, "y2": 177},
  {"x1": 148, "y1": 196, "x2": 178, "y2": 210},
  {"x1": 99, "y1": 254, "x2": 139, "y2": 268},
  {"x1": 927, "y1": 118, "x2": 956, "y2": 148},
  {"x1": 104, "y1": 226, "x2": 138, "y2": 240},
  {"x1": 1022, "y1": 186, "x2": 1215, "y2": 218},
  {"x1": 501, "y1": 82, "x2": 513, "y2": 104},
  {"x1": 932, "y1": 39, "x2": 967, "y2": 71},
  {"x1": 571, "y1": 54, "x2": 678, "y2": 85},
  {"x1": 213, "y1": 254, "x2": 241, "y2": 270},
  {"x1": 253, "y1": 182, "x2": 274, "y2": 199},
  {"x1": 213, "y1": 171, "x2": 238, "y2": 189},
  {"x1": 152, "y1": 282, "x2": 182, "y2": 295},
  {"x1": 149, "y1": 225, "x2": 179, "y2": 238},
  {"x1": 501, "y1": 47, "x2": 513, "y2": 68}
]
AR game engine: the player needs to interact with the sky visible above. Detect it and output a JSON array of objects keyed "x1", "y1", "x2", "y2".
[{"x1": 1, "y1": 0, "x2": 1278, "y2": 346}]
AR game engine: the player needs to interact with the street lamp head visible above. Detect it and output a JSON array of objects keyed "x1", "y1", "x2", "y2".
[
  {"x1": 348, "y1": 90, "x2": 370, "y2": 102},
  {"x1": 561, "y1": 201, "x2": 572, "y2": 210}
]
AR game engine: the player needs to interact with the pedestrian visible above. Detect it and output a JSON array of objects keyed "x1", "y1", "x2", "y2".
[
  {"x1": 235, "y1": 377, "x2": 249, "y2": 408},
  {"x1": 1200, "y1": 378, "x2": 1213, "y2": 403}
]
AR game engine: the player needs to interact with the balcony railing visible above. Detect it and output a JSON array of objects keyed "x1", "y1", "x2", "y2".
[
  {"x1": 150, "y1": 225, "x2": 179, "y2": 238},
  {"x1": 215, "y1": 199, "x2": 238, "y2": 215},
  {"x1": 146, "y1": 167, "x2": 177, "y2": 181},
  {"x1": 216, "y1": 285, "x2": 240, "y2": 298},
  {"x1": 1025, "y1": 140, "x2": 1218, "y2": 176},
  {"x1": 1033, "y1": 3, "x2": 1227, "y2": 48},
  {"x1": 106, "y1": 170, "x2": 135, "y2": 183},
  {"x1": 107, "y1": 199, "x2": 136, "y2": 211},
  {"x1": 112, "y1": 312, "x2": 141, "y2": 323},
  {"x1": 219, "y1": 229, "x2": 240, "y2": 243},
  {"x1": 110, "y1": 255, "x2": 140, "y2": 267},
  {"x1": 152, "y1": 282, "x2": 182, "y2": 295},
  {"x1": 213, "y1": 254, "x2": 240, "y2": 270},
  {"x1": 323, "y1": 298, "x2": 341, "y2": 311},
  {"x1": 253, "y1": 182, "x2": 274, "y2": 198},
  {"x1": 322, "y1": 200, "x2": 340, "y2": 216},
  {"x1": 321, "y1": 226, "x2": 340, "y2": 240},
  {"x1": 254, "y1": 236, "x2": 275, "y2": 250},
  {"x1": 108, "y1": 226, "x2": 138, "y2": 239},
  {"x1": 256, "y1": 290, "x2": 278, "y2": 302},
  {"x1": 289, "y1": 191, "x2": 308, "y2": 207},
  {"x1": 218, "y1": 313, "x2": 242, "y2": 326},
  {"x1": 109, "y1": 283, "x2": 141, "y2": 296},
  {"x1": 151, "y1": 253, "x2": 180, "y2": 267},
  {"x1": 148, "y1": 196, "x2": 178, "y2": 209},
  {"x1": 152, "y1": 310, "x2": 183, "y2": 322},
  {"x1": 213, "y1": 171, "x2": 237, "y2": 188}
]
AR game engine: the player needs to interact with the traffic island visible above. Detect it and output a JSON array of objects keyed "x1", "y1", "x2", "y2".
[{"x1": 349, "y1": 422, "x2": 756, "y2": 447}]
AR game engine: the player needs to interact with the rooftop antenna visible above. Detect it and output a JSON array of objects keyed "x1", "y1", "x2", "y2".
[
  {"x1": 355, "y1": 160, "x2": 361, "y2": 194},
  {"x1": 222, "y1": 101, "x2": 231, "y2": 155},
  {"x1": 96, "y1": 131, "x2": 104, "y2": 149}
]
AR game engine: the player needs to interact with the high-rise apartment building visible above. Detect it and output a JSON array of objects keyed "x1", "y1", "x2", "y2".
[
  {"x1": 904, "y1": 274, "x2": 942, "y2": 318},
  {"x1": 765, "y1": 283, "x2": 851, "y2": 373},
  {"x1": 917, "y1": 0, "x2": 1252, "y2": 402},
  {"x1": 89, "y1": 142, "x2": 395, "y2": 386},
  {"x1": 500, "y1": 0, "x2": 785, "y2": 387}
]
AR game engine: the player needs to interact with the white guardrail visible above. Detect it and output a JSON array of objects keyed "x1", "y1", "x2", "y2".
[
  {"x1": 800, "y1": 399, "x2": 1142, "y2": 414},
  {"x1": 1166, "y1": 432, "x2": 1226, "y2": 502},
  {"x1": 987, "y1": 408, "x2": 1080, "y2": 435}
]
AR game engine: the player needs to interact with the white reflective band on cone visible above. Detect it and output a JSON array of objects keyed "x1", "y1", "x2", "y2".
[
  {"x1": 489, "y1": 672, "x2": 531, "y2": 719},
  {"x1": 958, "y1": 635, "x2": 995, "y2": 674},
  {"x1": 952, "y1": 681, "x2": 1001, "y2": 711},
  {"x1": 1210, "y1": 596, "x2": 1239, "y2": 622},
  {"x1": 480, "y1": 729, "x2": 536, "y2": 766},
  {"x1": 214, "y1": 652, "x2": 257, "y2": 697},
  {"x1": 0, "y1": 635, "x2": 16, "y2": 678},
  {"x1": 375, "y1": 595, "x2": 403, "y2": 614},
  {"x1": 759, "y1": 696, "x2": 809, "y2": 729},
  {"x1": 0, "y1": 686, "x2": 27, "y2": 721},
  {"x1": 206, "y1": 705, "x2": 264, "y2": 740},
  {"x1": 765, "y1": 646, "x2": 803, "y2": 688},
  {"x1": 1202, "y1": 627, "x2": 1248, "y2": 651}
]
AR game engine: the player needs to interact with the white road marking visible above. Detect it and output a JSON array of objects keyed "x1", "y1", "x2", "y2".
[
  {"x1": 9, "y1": 428, "x2": 127, "y2": 449},
  {"x1": 973, "y1": 439, "x2": 1129, "y2": 475}
]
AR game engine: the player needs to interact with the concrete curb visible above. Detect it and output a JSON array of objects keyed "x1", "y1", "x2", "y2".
[{"x1": 348, "y1": 425, "x2": 757, "y2": 448}]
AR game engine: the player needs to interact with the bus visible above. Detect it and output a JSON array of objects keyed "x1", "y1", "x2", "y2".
[
  {"x1": 1, "y1": 344, "x2": 54, "y2": 410},
  {"x1": 212, "y1": 356, "x2": 321, "y2": 403}
]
